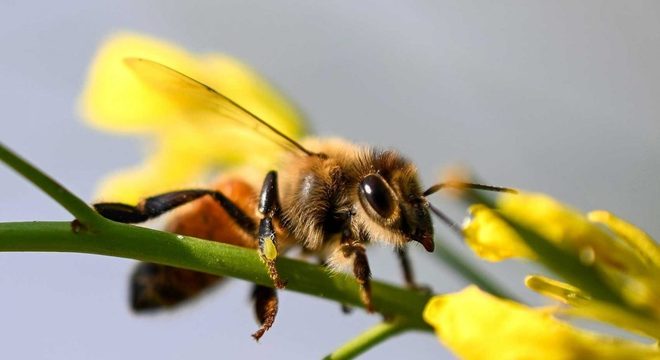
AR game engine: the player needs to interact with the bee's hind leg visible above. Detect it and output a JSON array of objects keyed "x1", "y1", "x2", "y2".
[
  {"x1": 257, "y1": 171, "x2": 287, "y2": 289},
  {"x1": 94, "y1": 190, "x2": 218, "y2": 223},
  {"x1": 93, "y1": 189, "x2": 257, "y2": 234},
  {"x1": 251, "y1": 284, "x2": 279, "y2": 341}
]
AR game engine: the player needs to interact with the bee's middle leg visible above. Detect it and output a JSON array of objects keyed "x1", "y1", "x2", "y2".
[{"x1": 257, "y1": 171, "x2": 286, "y2": 289}]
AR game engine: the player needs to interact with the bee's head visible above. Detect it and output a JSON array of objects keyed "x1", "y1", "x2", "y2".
[{"x1": 355, "y1": 150, "x2": 434, "y2": 252}]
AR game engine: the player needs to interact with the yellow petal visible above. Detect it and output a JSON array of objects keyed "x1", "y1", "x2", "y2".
[
  {"x1": 199, "y1": 54, "x2": 305, "y2": 140},
  {"x1": 79, "y1": 32, "x2": 202, "y2": 132},
  {"x1": 462, "y1": 204, "x2": 536, "y2": 261},
  {"x1": 93, "y1": 141, "x2": 207, "y2": 203},
  {"x1": 586, "y1": 211, "x2": 660, "y2": 314},
  {"x1": 499, "y1": 193, "x2": 652, "y2": 275},
  {"x1": 527, "y1": 275, "x2": 660, "y2": 340},
  {"x1": 498, "y1": 193, "x2": 660, "y2": 314},
  {"x1": 81, "y1": 32, "x2": 307, "y2": 203},
  {"x1": 525, "y1": 274, "x2": 590, "y2": 304},
  {"x1": 423, "y1": 286, "x2": 660, "y2": 360},
  {"x1": 80, "y1": 32, "x2": 305, "y2": 135},
  {"x1": 499, "y1": 193, "x2": 609, "y2": 251},
  {"x1": 588, "y1": 210, "x2": 660, "y2": 268}
]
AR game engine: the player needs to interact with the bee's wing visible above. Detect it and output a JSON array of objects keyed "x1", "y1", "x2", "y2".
[{"x1": 124, "y1": 58, "x2": 314, "y2": 157}]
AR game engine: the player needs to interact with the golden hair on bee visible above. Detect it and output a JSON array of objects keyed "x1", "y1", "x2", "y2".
[{"x1": 278, "y1": 137, "x2": 433, "y2": 254}]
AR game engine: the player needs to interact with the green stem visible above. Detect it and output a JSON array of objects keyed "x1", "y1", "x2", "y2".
[
  {"x1": 0, "y1": 221, "x2": 433, "y2": 329},
  {"x1": 0, "y1": 142, "x2": 103, "y2": 227},
  {"x1": 323, "y1": 319, "x2": 410, "y2": 360}
]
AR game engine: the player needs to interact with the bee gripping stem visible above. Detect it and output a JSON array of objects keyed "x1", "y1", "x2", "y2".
[
  {"x1": 257, "y1": 171, "x2": 286, "y2": 289},
  {"x1": 0, "y1": 221, "x2": 434, "y2": 329}
]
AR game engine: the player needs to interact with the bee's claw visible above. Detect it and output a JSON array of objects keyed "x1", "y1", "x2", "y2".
[
  {"x1": 70, "y1": 219, "x2": 86, "y2": 233},
  {"x1": 340, "y1": 304, "x2": 353, "y2": 314},
  {"x1": 274, "y1": 278, "x2": 287, "y2": 289},
  {"x1": 251, "y1": 331, "x2": 264, "y2": 342}
]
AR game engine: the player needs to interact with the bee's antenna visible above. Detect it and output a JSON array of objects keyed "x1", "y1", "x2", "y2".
[
  {"x1": 424, "y1": 182, "x2": 516, "y2": 238},
  {"x1": 423, "y1": 182, "x2": 517, "y2": 197},
  {"x1": 428, "y1": 203, "x2": 464, "y2": 238}
]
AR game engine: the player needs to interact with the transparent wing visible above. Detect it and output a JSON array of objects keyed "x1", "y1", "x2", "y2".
[{"x1": 124, "y1": 57, "x2": 314, "y2": 157}]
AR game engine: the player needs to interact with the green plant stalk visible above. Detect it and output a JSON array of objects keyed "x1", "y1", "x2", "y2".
[
  {"x1": 0, "y1": 142, "x2": 103, "y2": 227},
  {"x1": 0, "y1": 220, "x2": 433, "y2": 329},
  {"x1": 322, "y1": 319, "x2": 410, "y2": 360}
]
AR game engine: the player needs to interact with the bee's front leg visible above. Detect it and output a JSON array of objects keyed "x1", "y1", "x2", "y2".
[
  {"x1": 395, "y1": 247, "x2": 415, "y2": 286},
  {"x1": 257, "y1": 171, "x2": 286, "y2": 289},
  {"x1": 340, "y1": 227, "x2": 374, "y2": 313},
  {"x1": 395, "y1": 247, "x2": 431, "y2": 293}
]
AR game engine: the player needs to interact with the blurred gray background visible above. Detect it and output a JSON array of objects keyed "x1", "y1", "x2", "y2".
[{"x1": 1, "y1": 1, "x2": 659, "y2": 359}]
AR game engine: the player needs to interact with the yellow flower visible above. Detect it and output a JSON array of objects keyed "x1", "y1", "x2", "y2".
[
  {"x1": 526, "y1": 274, "x2": 660, "y2": 340},
  {"x1": 423, "y1": 286, "x2": 660, "y2": 360},
  {"x1": 452, "y1": 191, "x2": 660, "y2": 358},
  {"x1": 463, "y1": 193, "x2": 645, "y2": 267},
  {"x1": 588, "y1": 210, "x2": 660, "y2": 270},
  {"x1": 462, "y1": 204, "x2": 535, "y2": 261},
  {"x1": 79, "y1": 32, "x2": 306, "y2": 203},
  {"x1": 463, "y1": 192, "x2": 660, "y2": 315}
]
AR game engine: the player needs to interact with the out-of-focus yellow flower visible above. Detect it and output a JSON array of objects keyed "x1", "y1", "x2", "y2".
[
  {"x1": 463, "y1": 192, "x2": 660, "y2": 315},
  {"x1": 526, "y1": 274, "x2": 660, "y2": 339},
  {"x1": 463, "y1": 193, "x2": 645, "y2": 267},
  {"x1": 423, "y1": 286, "x2": 660, "y2": 360},
  {"x1": 588, "y1": 210, "x2": 660, "y2": 269},
  {"x1": 79, "y1": 32, "x2": 306, "y2": 203},
  {"x1": 451, "y1": 192, "x2": 660, "y2": 358},
  {"x1": 462, "y1": 204, "x2": 535, "y2": 261}
]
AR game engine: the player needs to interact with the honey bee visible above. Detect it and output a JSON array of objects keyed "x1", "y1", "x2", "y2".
[{"x1": 93, "y1": 58, "x2": 511, "y2": 340}]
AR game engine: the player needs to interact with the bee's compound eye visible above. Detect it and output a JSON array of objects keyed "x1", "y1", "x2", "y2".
[{"x1": 359, "y1": 174, "x2": 396, "y2": 218}]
